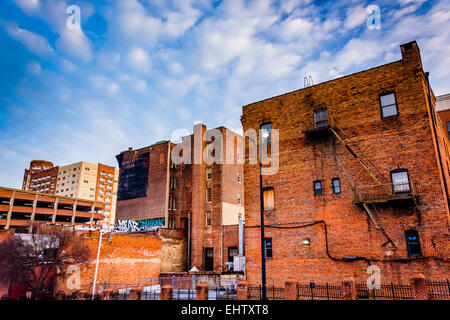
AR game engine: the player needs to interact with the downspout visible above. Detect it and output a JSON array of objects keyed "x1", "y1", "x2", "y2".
[
  {"x1": 425, "y1": 72, "x2": 450, "y2": 212},
  {"x1": 187, "y1": 211, "x2": 191, "y2": 271}
]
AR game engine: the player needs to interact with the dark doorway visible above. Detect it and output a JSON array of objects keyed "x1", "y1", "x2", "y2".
[{"x1": 204, "y1": 247, "x2": 214, "y2": 271}]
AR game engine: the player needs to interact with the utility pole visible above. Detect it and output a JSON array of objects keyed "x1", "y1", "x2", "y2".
[
  {"x1": 92, "y1": 228, "x2": 107, "y2": 300},
  {"x1": 259, "y1": 131, "x2": 268, "y2": 300}
]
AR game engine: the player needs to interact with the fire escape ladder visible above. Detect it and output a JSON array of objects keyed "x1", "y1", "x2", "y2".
[
  {"x1": 333, "y1": 151, "x2": 397, "y2": 249},
  {"x1": 329, "y1": 125, "x2": 390, "y2": 195}
]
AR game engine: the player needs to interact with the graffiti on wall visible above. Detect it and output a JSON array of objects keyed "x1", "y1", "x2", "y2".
[{"x1": 116, "y1": 218, "x2": 165, "y2": 232}]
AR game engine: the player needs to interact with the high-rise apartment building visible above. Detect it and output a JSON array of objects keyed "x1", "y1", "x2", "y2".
[{"x1": 22, "y1": 161, "x2": 119, "y2": 228}]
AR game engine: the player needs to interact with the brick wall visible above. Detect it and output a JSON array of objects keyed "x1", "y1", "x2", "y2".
[
  {"x1": 57, "y1": 231, "x2": 162, "y2": 293},
  {"x1": 241, "y1": 41, "x2": 450, "y2": 286}
]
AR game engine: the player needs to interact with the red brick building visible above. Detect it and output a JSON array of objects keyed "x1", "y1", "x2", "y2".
[
  {"x1": 22, "y1": 160, "x2": 59, "y2": 194},
  {"x1": 241, "y1": 41, "x2": 450, "y2": 286},
  {"x1": 115, "y1": 124, "x2": 244, "y2": 272},
  {"x1": 437, "y1": 94, "x2": 450, "y2": 140}
]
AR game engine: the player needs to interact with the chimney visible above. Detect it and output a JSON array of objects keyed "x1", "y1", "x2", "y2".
[{"x1": 400, "y1": 40, "x2": 423, "y2": 70}]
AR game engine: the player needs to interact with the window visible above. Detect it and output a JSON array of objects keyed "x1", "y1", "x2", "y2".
[
  {"x1": 228, "y1": 247, "x2": 238, "y2": 262},
  {"x1": 238, "y1": 193, "x2": 242, "y2": 206},
  {"x1": 380, "y1": 93, "x2": 398, "y2": 118},
  {"x1": 314, "y1": 181, "x2": 322, "y2": 196},
  {"x1": 206, "y1": 167, "x2": 212, "y2": 180},
  {"x1": 168, "y1": 196, "x2": 173, "y2": 210},
  {"x1": 447, "y1": 121, "x2": 450, "y2": 140},
  {"x1": 332, "y1": 178, "x2": 341, "y2": 194},
  {"x1": 237, "y1": 172, "x2": 241, "y2": 183},
  {"x1": 206, "y1": 188, "x2": 212, "y2": 203},
  {"x1": 391, "y1": 170, "x2": 410, "y2": 194},
  {"x1": 314, "y1": 109, "x2": 328, "y2": 128},
  {"x1": 237, "y1": 147, "x2": 241, "y2": 162},
  {"x1": 264, "y1": 238, "x2": 273, "y2": 259},
  {"x1": 172, "y1": 197, "x2": 177, "y2": 210},
  {"x1": 206, "y1": 211, "x2": 212, "y2": 227},
  {"x1": 170, "y1": 177, "x2": 177, "y2": 189},
  {"x1": 260, "y1": 123, "x2": 271, "y2": 144},
  {"x1": 405, "y1": 230, "x2": 422, "y2": 257},
  {"x1": 263, "y1": 187, "x2": 274, "y2": 210}
]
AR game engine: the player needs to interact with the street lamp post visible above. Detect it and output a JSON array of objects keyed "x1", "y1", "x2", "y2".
[
  {"x1": 259, "y1": 131, "x2": 269, "y2": 300},
  {"x1": 91, "y1": 229, "x2": 106, "y2": 300}
]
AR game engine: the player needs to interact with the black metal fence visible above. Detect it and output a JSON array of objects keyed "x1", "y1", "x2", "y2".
[
  {"x1": 297, "y1": 283, "x2": 343, "y2": 300},
  {"x1": 426, "y1": 280, "x2": 450, "y2": 300},
  {"x1": 247, "y1": 286, "x2": 285, "y2": 300},
  {"x1": 355, "y1": 283, "x2": 413, "y2": 300}
]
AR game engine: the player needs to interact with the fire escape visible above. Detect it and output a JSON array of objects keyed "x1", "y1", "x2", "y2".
[{"x1": 303, "y1": 108, "x2": 419, "y2": 248}]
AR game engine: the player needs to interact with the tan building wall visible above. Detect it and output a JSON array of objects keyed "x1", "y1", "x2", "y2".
[{"x1": 56, "y1": 162, "x2": 119, "y2": 229}]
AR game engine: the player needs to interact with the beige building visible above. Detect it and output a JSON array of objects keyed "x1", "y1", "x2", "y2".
[{"x1": 54, "y1": 161, "x2": 119, "y2": 229}]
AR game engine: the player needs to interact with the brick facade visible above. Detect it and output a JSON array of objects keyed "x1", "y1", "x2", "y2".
[
  {"x1": 115, "y1": 125, "x2": 244, "y2": 273},
  {"x1": 241, "y1": 41, "x2": 450, "y2": 286}
]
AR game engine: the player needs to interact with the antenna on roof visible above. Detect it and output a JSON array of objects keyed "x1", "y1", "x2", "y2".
[{"x1": 304, "y1": 75, "x2": 313, "y2": 88}]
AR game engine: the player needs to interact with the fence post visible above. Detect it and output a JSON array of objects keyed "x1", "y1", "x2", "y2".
[
  {"x1": 410, "y1": 274, "x2": 429, "y2": 300},
  {"x1": 196, "y1": 282, "x2": 209, "y2": 300},
  {"x1": 161, "y1": 284, "x2": 173, "y2": 300},
  {"x1": 102, "y1": 289, "x2": 112, "y2": 300},
  {"x1": 342, "y1": 277, "x2": 356, "y2": 300},
  {"x1": 284, "y1": 280, "x2": 297, "y2": 300},
  {"x1": 129, "y1": 288, "x2": 142, "y2": 300},
  {"x1": 237, "y1": 280, "x2": 248, "y2": 300}
]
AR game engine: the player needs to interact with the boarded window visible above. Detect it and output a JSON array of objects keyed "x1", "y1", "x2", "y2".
[
  {"x1": 263, "y1": 187, "x2": 274, "y2": 211},
  {"x1": 314, "y1": 109, "x2": 328, "y2": 128}
]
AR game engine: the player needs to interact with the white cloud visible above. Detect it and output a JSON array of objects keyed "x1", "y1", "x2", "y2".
[
  {"x1": 5, "y1": 24, "x2": 54, "y2": 57},
  {"x1": 13, "y1": 0, "x2": 40, "y2": 15},
  {"x1": 343, "y1": 5, "x2": 367, "y2": 30},
  {"x1": 125, "y1": 47, "x2": 152, "y2": 72}
]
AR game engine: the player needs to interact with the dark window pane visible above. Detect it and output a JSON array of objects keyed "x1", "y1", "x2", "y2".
[
  {"x1": 264, "y1": 238, "x2": 272, "y2": 259},
  {"x1": 405, "y1": 230, "x2": 422, "y2": 257},
  {"x1": 332, "y1": 178, "x2": 341, "y2": 194},
  {"x1": 314, "y1": 181, "x2": 322, "y2": 196}
]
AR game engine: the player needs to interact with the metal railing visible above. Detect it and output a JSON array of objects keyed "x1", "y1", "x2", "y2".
[
  {"x1": 352, "y1": 182, "x2": 417, "y2": 203},
  {"x1": 247, "y1": 286, "x2": 285, "y2": 300},
  {"x1": 426, "y1": 280, "x2": 450, "y2": 299},
  {"x1": 355, "y1": 283, "x2": 413, "y2": 300},
  {"x1": 297, "y1": 283, "x2": 343, "y2": 300}
]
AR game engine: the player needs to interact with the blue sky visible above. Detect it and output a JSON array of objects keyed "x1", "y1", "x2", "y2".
[{"x1": 0, "y1": 0, "x2": 449, "y2": 188}]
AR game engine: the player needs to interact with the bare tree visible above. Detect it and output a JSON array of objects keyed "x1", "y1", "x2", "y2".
[{"x1": 0, "y1": 225, "x2": 90, "y2": 300}]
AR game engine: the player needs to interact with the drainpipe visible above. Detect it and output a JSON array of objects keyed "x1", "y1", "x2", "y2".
[
  {"x1": 425, "y1": 72, "x2": 450, "y2": 212},
  {"x1": 187, "y1": 211, "x2": 191, "y2": 271}
]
